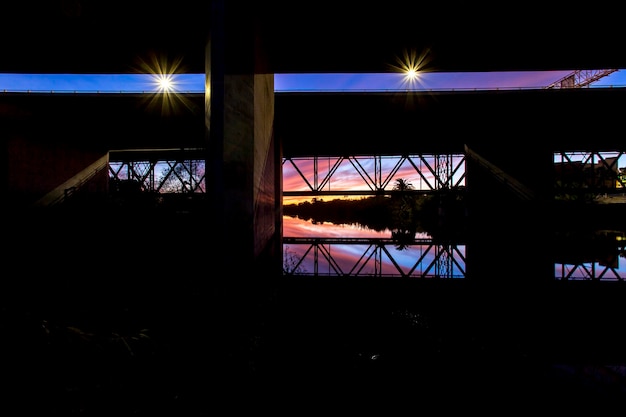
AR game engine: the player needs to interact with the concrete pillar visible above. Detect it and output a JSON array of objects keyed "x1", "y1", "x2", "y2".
[
  {"x1": 204, "y1": 3, "x2": 284, "y2": 396},
  {"x1": 464, "y1": 141, "x2": 554, "y2": 286},
  {"x1": 206, "y1": 1, "x2": 281, "y2": 278}
]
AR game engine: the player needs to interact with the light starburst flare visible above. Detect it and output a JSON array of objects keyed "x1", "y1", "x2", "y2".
[
  {"x1": 133, "y1": 54, "x2": 199, "y2": 116},
  {"x1": 154, "y1": 73, "x2": 176, "y2": 92},
  {"x1": 388, "y1": 48, "x2": 431, "y2": 90}
]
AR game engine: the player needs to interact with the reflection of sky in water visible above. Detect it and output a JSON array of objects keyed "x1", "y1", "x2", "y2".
[
  {"x1": 555, "y1": 257, "x2": 626, "y2": 281},
  {"x1": 283, "y1": 216, "x2": 464, "y2": 278},
  {"x1": 283, "y1": 216, "x2": 390, "y2": 238},
  {"x1": 554, "y1": 231, "x2": 626, "y2": 280},
  {"x1": 284, "y1": 216, "x2": 624, "y2": 280}
]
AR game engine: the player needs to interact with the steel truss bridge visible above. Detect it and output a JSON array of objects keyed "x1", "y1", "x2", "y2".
[
  {"x1": 554, "y1": 150, "x2": 626, "y2": 198},
  {"x1": 107, "y1": 151, "x2": 468, "y2": 197},
  {"x1": 282, "y1": 153, "x2": 466, "y2": 197},
  {"x1": 109, "y1": 150, "x2": 465, "y2": 197},
  {"x1": 104, "y1": 149, "x2": 624, "y2": 281},
  {"x1": 106, "y1": 149, "x2": 624, "y2": 198},
  {"x1": 544, "y1": 69, "x2": 619, "y2": 89},
  {"x1": 109, "y1": 149, "x2": 206, "y2": 194},
  {"x1": 282, "y1": 237, "x2": 466, "y2": 278}
]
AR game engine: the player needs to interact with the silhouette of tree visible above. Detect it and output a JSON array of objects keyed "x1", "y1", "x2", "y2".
[
  {"x1": 283, "y1": 245, "x2": 306, "y2": 275},
  {"x1": 389, "y1": 178, "x2": 421, "y2": 250},
  {"x1": 282, "y1": 178, "x2": 468, "y2": 245},
  {"x1": 393, "y1": 178, "x2": 413, "y2": 192},
  {"x1": 157, "y1": 160, "x2": 203, "y2": 193}
]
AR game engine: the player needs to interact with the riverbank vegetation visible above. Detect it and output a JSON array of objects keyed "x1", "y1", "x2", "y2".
[{"x1": 283, "y1": 179, "x2": 468, "y2": 243}]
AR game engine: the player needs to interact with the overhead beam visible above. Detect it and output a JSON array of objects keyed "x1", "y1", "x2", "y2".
[{"x1": 1, "y1": 1, "x2": 625, "y2": 74}]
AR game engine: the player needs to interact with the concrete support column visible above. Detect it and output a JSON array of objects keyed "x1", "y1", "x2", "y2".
[
  {"x1": 205, "y1": 1, "x2": 281, "y2": 276},
  {"x1": 464, "y1": 141, "x2": 554, "y2": 285},
  {"x1": 204, "y1": 3, "x2": 283, "y2": 396},
  {"x1": 463, "y1": 141, "x2": 555, "y2": 359}
]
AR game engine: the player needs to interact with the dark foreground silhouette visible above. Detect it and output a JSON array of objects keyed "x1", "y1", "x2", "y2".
[
  {"x1": 4, "y1": 204, "x2": 626, "y2": 414},
  {"x1": 5, "y1": 273, "x2": 626, "y2": 415}
]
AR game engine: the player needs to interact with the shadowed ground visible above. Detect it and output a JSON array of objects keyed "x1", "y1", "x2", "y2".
[{"x1": 4, "y1": 209, "x2": 626, "y2": 414}]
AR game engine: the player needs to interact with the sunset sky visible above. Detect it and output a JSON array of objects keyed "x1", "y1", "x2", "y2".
[
  {"x1": 282, "y1": 154, "x2": 467, "y2": 205},
  {"x1": 0, "y1": 69, "x2": 624, "y2": 92}
]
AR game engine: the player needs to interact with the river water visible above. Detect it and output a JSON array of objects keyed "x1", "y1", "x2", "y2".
[{"x1": 282, "y1": 215, "x2": 626, "y2": 280}]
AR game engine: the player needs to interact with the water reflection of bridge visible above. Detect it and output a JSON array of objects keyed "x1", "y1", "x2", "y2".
[
  {"x1": 283, "y1": 228, "x2": 626, "y2": 281},
  {"x1": 283, "y1": 236, "x2": 466, "y2": 278},
  {"x1": 554, "y1": 230, "x2": 626, "y2": 281}
]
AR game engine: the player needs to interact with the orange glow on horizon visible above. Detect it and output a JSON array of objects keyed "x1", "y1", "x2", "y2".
[{"x1": 283, "y1": 195, "x2": 371, "y2": 206}]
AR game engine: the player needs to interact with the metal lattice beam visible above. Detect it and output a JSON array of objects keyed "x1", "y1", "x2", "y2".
[
  {"x1": 282, "y1": 237, "x2": 466, "y2": 278},
  {"x1": 283, "y1": 153, "x2": 466, "y2": 196},
  {"x1": 545, "y1": 69, "x2": 619, "y2": 89}
]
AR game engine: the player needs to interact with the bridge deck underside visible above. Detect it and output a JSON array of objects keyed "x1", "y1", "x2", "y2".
[
  {"x1": 277, "y1": 88, "x2": 626, "y2": 157},
  {"x1": 2, "y1": 88, "x2": 624, "y2": 157},
  {"x1": 2, "y1": 1, "x2": 626, "y2": 76}
]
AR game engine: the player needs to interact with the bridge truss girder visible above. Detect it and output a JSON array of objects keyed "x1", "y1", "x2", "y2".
[
  {"x1": 554, "y1": 150, "x2": 625, "y2": 199},
  {"x1": 282, "y1": 153, "x2": 466, "y2": 196},
  {"x1": 283, "y1": 237, "x2": 466, "y2": 278},
  {"x1": 108, "y1": 159, "x2": 206, "y2": 194}
]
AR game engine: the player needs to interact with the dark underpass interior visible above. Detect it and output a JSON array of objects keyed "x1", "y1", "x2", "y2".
[{"x1": 3, "y1": 1, "x2": 626, "y2": 413}]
